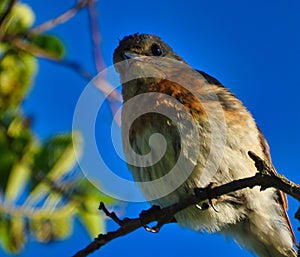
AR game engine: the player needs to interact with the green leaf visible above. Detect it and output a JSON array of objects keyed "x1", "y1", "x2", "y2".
[
  {"x1": 25, "y1": 133, "x2": 82, "y2": 206},
  {"x1": 0, "y1": 2, "x2": 117, "y2": 254},
  {"x1": 0, "y1": 150, "x2": 17, "y2": 190},
  {"x1": 30, "y1": 34, "x2": 65, "y2": 59},
  {"x1": 0, "y1": 110, "x2": 35, "y2": 192},
  {"x1": 0, "y1": 51, "x2": 37, "y2": 108},
  {"x1": 34, "y1": 133, "x2": 80, "y2": 176},
  {"x1": 0, "y1": 216, "x2": 26, "y2": 253},
  {"x1": 0, "y1": 1, "x2": 8, "y2": 13},
  {"x1": 5, "y1": 159, "x2": 31, "y2": 203},
  {"x1": 8, "y1": 217, "x2": 26, "y2": 253},
  {"x1": 78, "y1": 197, "x2": 105, "y2": 238},
  {"x1": 79, "y1": 211, "x2": 105, "y2": 238},
  {"x1": 75, "y1": 180, "x2": 115, "y2": 238},
  {"x1": 0, "y1": 216, "x2": 10, "y2": 253},
  {"x1": 2, "y1": 3, "x2": 35, "y2": 34},
  {"x1": 47, "y1": 133, "x2": 81, "y2": 180},
  {"x1": 31, "y1": 218, "x2": 54, "y2": 242},
  {"x1": 51, "y1": 216, "x2": 73, "y2": 240},
  {"x1": 31, "y1": 216, "x2": 72, "y2": 242}
]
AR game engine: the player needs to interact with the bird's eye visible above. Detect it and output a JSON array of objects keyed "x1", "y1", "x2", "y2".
[{"x1": 150, "y1": 43, "x2": 163, "y2": 56}]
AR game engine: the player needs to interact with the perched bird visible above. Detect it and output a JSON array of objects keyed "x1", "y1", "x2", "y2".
[{"x1": 113, "y1": 33, "x2": 297, "y2": 257}]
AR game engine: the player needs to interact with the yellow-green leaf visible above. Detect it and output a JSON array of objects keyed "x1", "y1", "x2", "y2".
[
  {"x1": 0, "y1": 216, "x2": 10, "y2": 253},
  {"x1": 78, "y1": 197, "x2": 105, "y2": 238},
  {"x1": 24, "y1": 133, "x2": 81, "y2": 207},
  {"x1": 5, "y1": 160, "x2": 31, "y2": 203},
  {"x1": 8, "y1": 217, "x2": 26, "y2": 253},
  {"x1": 3, "y1": 3, "x2": 35, "y2": 34},
  {"x1": 31, "y1": 216, "x2": 72, "y2": 242},
  {"x1": 0, "y1": 216, "x2": 26, "y2": 253},
  {"x1": 0, "y1": 51, "x2": 37, "y2": 108},
  {"x1": 51, "y1": 216, "x2": 73, "y2": 240}
]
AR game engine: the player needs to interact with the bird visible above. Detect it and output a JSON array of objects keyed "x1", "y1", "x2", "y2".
[{"x1": 113, "y1": 33, "x2": 297, "y2": 257}]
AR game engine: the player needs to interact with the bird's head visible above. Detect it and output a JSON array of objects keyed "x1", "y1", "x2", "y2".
[
  {"x1": 113, "y1": 33, "x2": 193, "y2": 101},
  {"x1": 113, "y1": 33, "x2": 184, "y2": 73}
]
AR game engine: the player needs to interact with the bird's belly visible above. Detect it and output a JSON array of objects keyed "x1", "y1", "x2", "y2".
[{"x1": 123, "y1": 113, "x2": 275, "y2": 232}]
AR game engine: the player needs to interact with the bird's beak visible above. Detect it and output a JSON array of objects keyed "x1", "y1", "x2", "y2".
[
  {"x1": 115, "y1": 51, "x2": 144, "y2": 74},
  {"x1": 123, "y1": 51, "x2": 140, "y2": 60}
]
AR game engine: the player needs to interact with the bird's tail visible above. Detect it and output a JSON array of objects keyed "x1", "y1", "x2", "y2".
[{"x1": 222, "y1": 218, "x2": 297, "y2": 257}]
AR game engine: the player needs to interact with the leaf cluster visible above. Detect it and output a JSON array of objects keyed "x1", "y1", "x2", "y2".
[{"x1": 0, "y1": 2, "x2": 113, "y2": 253}]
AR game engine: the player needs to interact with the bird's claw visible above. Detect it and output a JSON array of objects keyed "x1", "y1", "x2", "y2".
[{"x1": 139, "y1": 205, "x2": 176, "y2": 233}]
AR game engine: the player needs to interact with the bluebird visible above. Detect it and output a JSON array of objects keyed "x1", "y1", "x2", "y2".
[{"x1": 113, "y1": 33, "x2": 297, "y2": 257}]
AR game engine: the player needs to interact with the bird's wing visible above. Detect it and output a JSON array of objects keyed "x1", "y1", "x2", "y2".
[
  {"x1": 196, "y1": 68, "x2": 297, "y2": 244},
  {"x1": 257, "y1": 128, "x2": 297, "y2": 245},
  {"x1": 196, "y1": 69, "x2": 223, "y2": 86}
]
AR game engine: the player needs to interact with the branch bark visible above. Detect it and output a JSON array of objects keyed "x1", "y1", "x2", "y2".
[
  {"x1": 73, "y1": 151, "x2": 300, "y2": 257},
  {"x1": 87, "y1": 0, "x2": 104, "y2": 73},
  {"x1": 29, "y1": 0, "x2": 90, "y2": 35}
]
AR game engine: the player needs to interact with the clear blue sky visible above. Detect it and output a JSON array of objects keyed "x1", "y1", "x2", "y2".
[{"x1": 3, "y1": 0, "x2": 299, "y2": 256}]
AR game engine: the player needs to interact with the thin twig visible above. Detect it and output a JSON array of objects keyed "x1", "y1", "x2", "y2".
[
  {"x1": 98, "y1": 202, "x2": 123, "y2": 225},
  {"x1": 86, "y1": 0, "x2": 123, "y2": 118},
  {"x1": 87, "y1": 0, "x2": 104, "y2": 72},
  {"x1": 72, "y1": 152, "x2": 300, "y2": 257},
  {"x1": 5, "y1": 35, "x2": 61, "y2": 60},
  {"x1": 73, "y1": 215, "x2": 142, "y2": 257},
  {"x1": 51, "y1": 59, "x2": 94, "y2": 81},
  {"x1": 29, "y1": 0, "x2": 90, "y2": 35},
  {"x1": 3, "y1": 33, "x2": 94, "y2": 81},
  {"x1": 248, "y1": 151, "x2": 300, "y2": 200}
]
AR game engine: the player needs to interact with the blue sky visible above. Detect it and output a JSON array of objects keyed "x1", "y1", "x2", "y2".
[{"x1": 2, "y1": 0, "x2": 299, "y2": 256}]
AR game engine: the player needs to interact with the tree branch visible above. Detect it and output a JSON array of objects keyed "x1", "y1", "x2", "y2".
[
  {"x1": 72, "y1": 151, "x2": 300, "y2": 257},
  {"x1": 29, "y1": 0, "x2": 90, "y2": 35},
  {"x1": 86, "y1": 0, "x2": 123, "y2": 117},
  {"x1": 247, "y1": 151, "x2": 300, "y2": 201},
  {"x1": 50, "y1": 59, "x2": 94, "y2": 81},
  {"x1": 87, "y1": 0, "x2": 104, "y2": 73}
]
